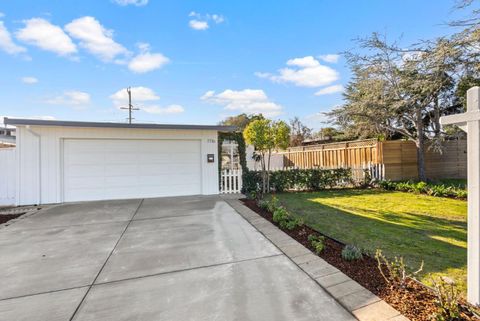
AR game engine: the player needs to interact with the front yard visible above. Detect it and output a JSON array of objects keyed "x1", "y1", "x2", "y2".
[{"x1": 274, "y1": 189, "x2": 468, "y2": 294}]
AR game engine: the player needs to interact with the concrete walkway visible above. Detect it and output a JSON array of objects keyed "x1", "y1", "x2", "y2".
[{"x1": 0, "y1": 196, "x2": 355, "y2": 321}]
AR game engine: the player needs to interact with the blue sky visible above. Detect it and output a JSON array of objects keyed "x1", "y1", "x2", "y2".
[{"x1": 0, "y1": 0, "x2": 469, "y2": 129}]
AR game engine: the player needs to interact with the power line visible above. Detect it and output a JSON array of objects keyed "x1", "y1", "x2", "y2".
[{"x1": 120, "y1": 87, "x2": 139, "y2": 124}]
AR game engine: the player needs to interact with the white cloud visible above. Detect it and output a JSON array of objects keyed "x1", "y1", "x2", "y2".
[
  {"x1": 0, "y1": 12, "x2": 5, "y2": 18},
  {"x1": 21, "y1": 76, "x2": 38, "y2": 84},
  {"x1": 256, "y1": 56, "x2": 339, "y2": 88},
  {"x1": 189, "y1": 20, "x2": 209, "y2": 30},
  {"x1": 0, "y1": 21, "x2": 26, "y2": 55},
  {"x1": 211, "y1": 14, "x2": 224, "y2": 24},
  {"x1": 110, "y1": 86, "x2": 160, "y2": 106},
  {"x1": 111, "y1": 87, "x2": 183, "y2": 114},
  {"x1": 16, "y1": 18, "x2": 76, "y2": 56},
  {"x1": 318, "y1": 54, "x2": 340, "y2": 63},
  {"x1": 65, "y1": 16, "x2": 128, "y2": 62},
  {"x1": 315, "y1": 84, "x2": 343, "y2": 96},
  {"x1": 201, "y1": 89, "x2": 283, "y2": 117},
  {"x1": 142, "y1": 104, "x2": 184, "y2": 114},
  {"x1": 45, "y1": 90, "x2": 91, "y2": 107},
  {"x1": 112, "y1": 0, "x2": 148, "y2": 6},
  {"x1": 188, "y1": 12, "x2": 224, "y2": 30},
  {"x1": 128, "y1": 43, "x2": 169, "y2": 73}
]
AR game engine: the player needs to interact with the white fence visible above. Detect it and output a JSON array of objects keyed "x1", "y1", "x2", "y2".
[
  {"x1": 0, "y1": 148, "x2": 16, "y2": 206},
  {"x1": 220, "y1": 169, "x2": 243, "y2": 194}
]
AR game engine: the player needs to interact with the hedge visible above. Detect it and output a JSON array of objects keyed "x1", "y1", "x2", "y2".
[
  {"x1": 378, "y1": 180, "x2": 467, "y2": 199},
  {"x1": 242, "y1": 168, "x2": 352, "y2": 198}
]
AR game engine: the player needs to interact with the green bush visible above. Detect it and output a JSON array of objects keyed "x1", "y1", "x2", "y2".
[
  {"x1": 242, "y1": 170, "x2": 262, "y2": 199},
  {"x1": 272, "y1": 206, "x2": 289, "y2": 223},
  {"x1": 267, "y1": 196, "x2": 280, "y2": 213},
  {"x1": 272, "y1": 206, "x2": 303, "y2": 230},
  {"x1": 341, "y1": 245, "x2": 363, "y2": 261},
  {"x1": 308, "y1": 234, "x2": 325, "y2": 254},
  {"x1": 257, "y1": 199, "x2": 269, "y2": 210},
  {"x1": 243, "y1": 168, "x2": 353, "y2": 196},
  {"x1": 377, "y1": 180, "x2": 467, "y2": 200}
]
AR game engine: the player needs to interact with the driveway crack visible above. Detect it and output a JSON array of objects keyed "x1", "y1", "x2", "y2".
[{"x1": 68, "y1": 198, "x2": 144, "y2": 321}]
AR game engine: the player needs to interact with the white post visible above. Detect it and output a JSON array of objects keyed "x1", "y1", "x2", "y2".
[
  {"x1": 441, "y1": 86, "x2": 480, "y2": 305},
  {"x1": 467, "y1": 87, "x2": 480, "y2": 306}
]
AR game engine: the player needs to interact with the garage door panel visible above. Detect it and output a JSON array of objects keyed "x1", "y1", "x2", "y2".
[{"x1": 63, "y1": 139, "x2": 202, "y2": 202}]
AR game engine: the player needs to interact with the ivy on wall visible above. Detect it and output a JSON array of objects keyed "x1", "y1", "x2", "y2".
[{"x1": 218, "y1": 131, "x2": 248, "y2": 176}]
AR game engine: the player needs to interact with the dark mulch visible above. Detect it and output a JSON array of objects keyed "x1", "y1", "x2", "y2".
[
  {"x1": 241, "y1": 198, "x2": 478, "y2": 321},
  {"x1": 0, "y1": 213, "x2": 24, "y2": 224}
]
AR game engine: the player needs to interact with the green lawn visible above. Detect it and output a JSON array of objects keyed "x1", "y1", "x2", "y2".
[{"x1": 275, "y1": 189, "x2": 468, "y2": 294}]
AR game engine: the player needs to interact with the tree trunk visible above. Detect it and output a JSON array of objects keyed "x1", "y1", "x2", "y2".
[
  {"x1": 261, "y1": 152, "x2": 266, "y2": 195},
  {"x1": 415, "y1": 108, "x2": 427, "y2": 181},
  {"x1": 267, "y1": 149, "x2": 272, "y2": 193}
]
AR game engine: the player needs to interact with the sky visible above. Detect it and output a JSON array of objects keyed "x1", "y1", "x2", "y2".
[{"x1": 0, "y1": 0, "x2": 472, "y2": 129}]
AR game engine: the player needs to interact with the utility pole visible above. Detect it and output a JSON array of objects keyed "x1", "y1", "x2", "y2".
[{"x1": 120, "y1": 87, "x2": 139, "y2": 124}]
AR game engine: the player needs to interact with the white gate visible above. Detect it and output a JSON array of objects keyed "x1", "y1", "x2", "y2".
[
  {"x1": 220, "y1": 169, "x2": 243, "y2": 194},
  {"x1": 0, "y1": 148, "x2": 16, "y2": 206}
]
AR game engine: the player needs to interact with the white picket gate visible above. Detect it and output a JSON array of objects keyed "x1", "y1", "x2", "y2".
[
  {"x1": 0, "y1": 148, "x2": 16, "y2": 206},
  {"x1": 220, "y1": 169, "x2": 243, "y2": 194}
]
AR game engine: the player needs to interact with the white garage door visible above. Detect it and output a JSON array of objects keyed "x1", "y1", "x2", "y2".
[{"x1": 63, "y1": 139, "x2": 202, "y2": 202}]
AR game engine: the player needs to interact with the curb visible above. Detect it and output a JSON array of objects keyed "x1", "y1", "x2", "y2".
[{"x1": 223, "y1": 196, "x2": 409, "y2": 321}]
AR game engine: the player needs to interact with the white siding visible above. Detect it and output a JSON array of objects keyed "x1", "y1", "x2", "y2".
[
  {"x1": 15, "y1": 125, "x2": 219, "y2": 205},
  {"x1": 0, "y1": 148, "x2": 16, "y2": 206}
]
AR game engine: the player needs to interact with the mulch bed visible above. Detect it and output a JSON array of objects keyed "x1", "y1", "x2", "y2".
[
  {"x1": 0, "y1": 213, "x2": 24, "y2": 225},
  {"x1": 241, "y1": 198, "x2": 478, "y2": 321}
]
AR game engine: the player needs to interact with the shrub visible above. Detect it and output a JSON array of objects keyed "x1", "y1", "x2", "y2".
[
  {"x1": 341, "y1": 245, "x2": 363, "y2": 261},
  {"x1": 257, "y1": 199, "x2": 269, "y2": 210},
  {"x1": 267, "y1": 196, "x2": 280, "y2": 213},
  {"x1": 375, "y1": 249, "x2": 423, "y2": 288},
  {"x1": 272, "y1": 206, "x2": 289, "y2": 223},
  {"x1": 377, "y1": 180, "x2": 467, "y2": 200},
  {"x1": 244, "y1": 168, "x2": 353, "y2": 195},
  {"x1": 308, "y1": 234, "x2": 325, "y2": 254},
  {"x1": 242, "y1": 170, "x2": 262, "y2": 199},
  {"x1": 431, "y1": 276, "x2": 461, "y2": 321},
  {"x1": 272, "y1": 206, "x2": 302, "y2": 230}
]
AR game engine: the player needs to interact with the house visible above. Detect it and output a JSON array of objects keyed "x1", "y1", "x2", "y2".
[
  {"x1": 0, "y1": 126, "x2": 16, "y2": 147},
  {"x1": 4, "y1": 118, "x2": 235, "y2": 205}
]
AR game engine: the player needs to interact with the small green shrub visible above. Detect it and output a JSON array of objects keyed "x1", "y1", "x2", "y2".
[
  {"x1": 377, "y1": 180, "x2": 467, "y2": 200},
  {"x1": 272, "y1": 206, "x2": 289, "y2": 223},
  {"x1": 267, "y1": 196, "x2": 280, "y2": 213},
  {"x1": 341, "y1": 245, "x2": 363, "y2": 261},
  {"x1": 257, "y1": 199, "x2": 269, "y2": 210},
  {"x1": 308, "y1": 234, "x2": 325, "y2": 254},
  {"x1": 375, "y1": 249, "x2": 424, "y2": 288},
  {"x1": 432, "y1": 276, "x2": 461, "y2": 321},
  {"x1": 272, "y1": 206, "x2": 302, "y2": 230}
]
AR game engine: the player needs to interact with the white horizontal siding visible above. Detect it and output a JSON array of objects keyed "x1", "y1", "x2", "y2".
[{"x1": 16, "y1": 126, "x2": 219, "y2": 205}]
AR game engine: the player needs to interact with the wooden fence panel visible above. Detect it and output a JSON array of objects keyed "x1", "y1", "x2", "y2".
[
  {"x1": 279, "y1": 139, "x2": 381, "y2": 169},
  {"x1": 274, "y1": 139, "x2": 467, "y2": 181}
]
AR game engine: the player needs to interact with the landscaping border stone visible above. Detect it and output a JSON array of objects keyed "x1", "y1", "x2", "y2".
[{"x1": 222, "y1": 195, "x2": 409, "y2": 321}]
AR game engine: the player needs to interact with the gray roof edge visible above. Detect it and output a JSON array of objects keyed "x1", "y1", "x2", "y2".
[{"x1": 4, "y1": 118, "x2": 237, "y2": 132}]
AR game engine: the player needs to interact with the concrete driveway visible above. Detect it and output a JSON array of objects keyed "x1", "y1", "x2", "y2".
[{"x1": 0, "y1": 196, "x2": 354, "y2": 321}]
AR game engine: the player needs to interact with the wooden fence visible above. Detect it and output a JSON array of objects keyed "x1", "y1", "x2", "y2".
[
  {"x1": 272, "y1": 139, "x2": 467, "y2": 181},
  {"x1": 280, "y1": 139, "x2": 381, "y2": 169}
]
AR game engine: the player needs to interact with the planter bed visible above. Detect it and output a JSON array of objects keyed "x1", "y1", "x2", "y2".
[
  {"x1": 0, "y1": 213, "x2": 24, "y2": 225},
  {"x1": 241, "y1": 198, "x2": 477, "y2": 321}
]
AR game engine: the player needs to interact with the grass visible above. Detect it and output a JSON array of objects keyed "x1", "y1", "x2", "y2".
[{"x1": 274, "y1": 189, "x2": 468, "y2": 294}]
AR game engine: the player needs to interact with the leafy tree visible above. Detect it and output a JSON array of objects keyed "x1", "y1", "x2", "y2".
[
  {"x1": 328, "y1": 33, "x2": 470, "y2": 181},
  {"x1": 219, "y1": 113, "x2": 265, "y2": 131},
  {"x1": 289, "y1": 117, "x2": 312, "y2": 146},
  {"x1": 243, "y1": 119, "x2": 290, "y2": 194}
]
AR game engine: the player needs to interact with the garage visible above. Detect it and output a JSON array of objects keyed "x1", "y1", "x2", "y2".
[
  {"x1": 63, "y1": 139, "x2": 202, "y2": 202},
  {"x1": 5, "y1": 118, "x2": 235, "y2": 205}
]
